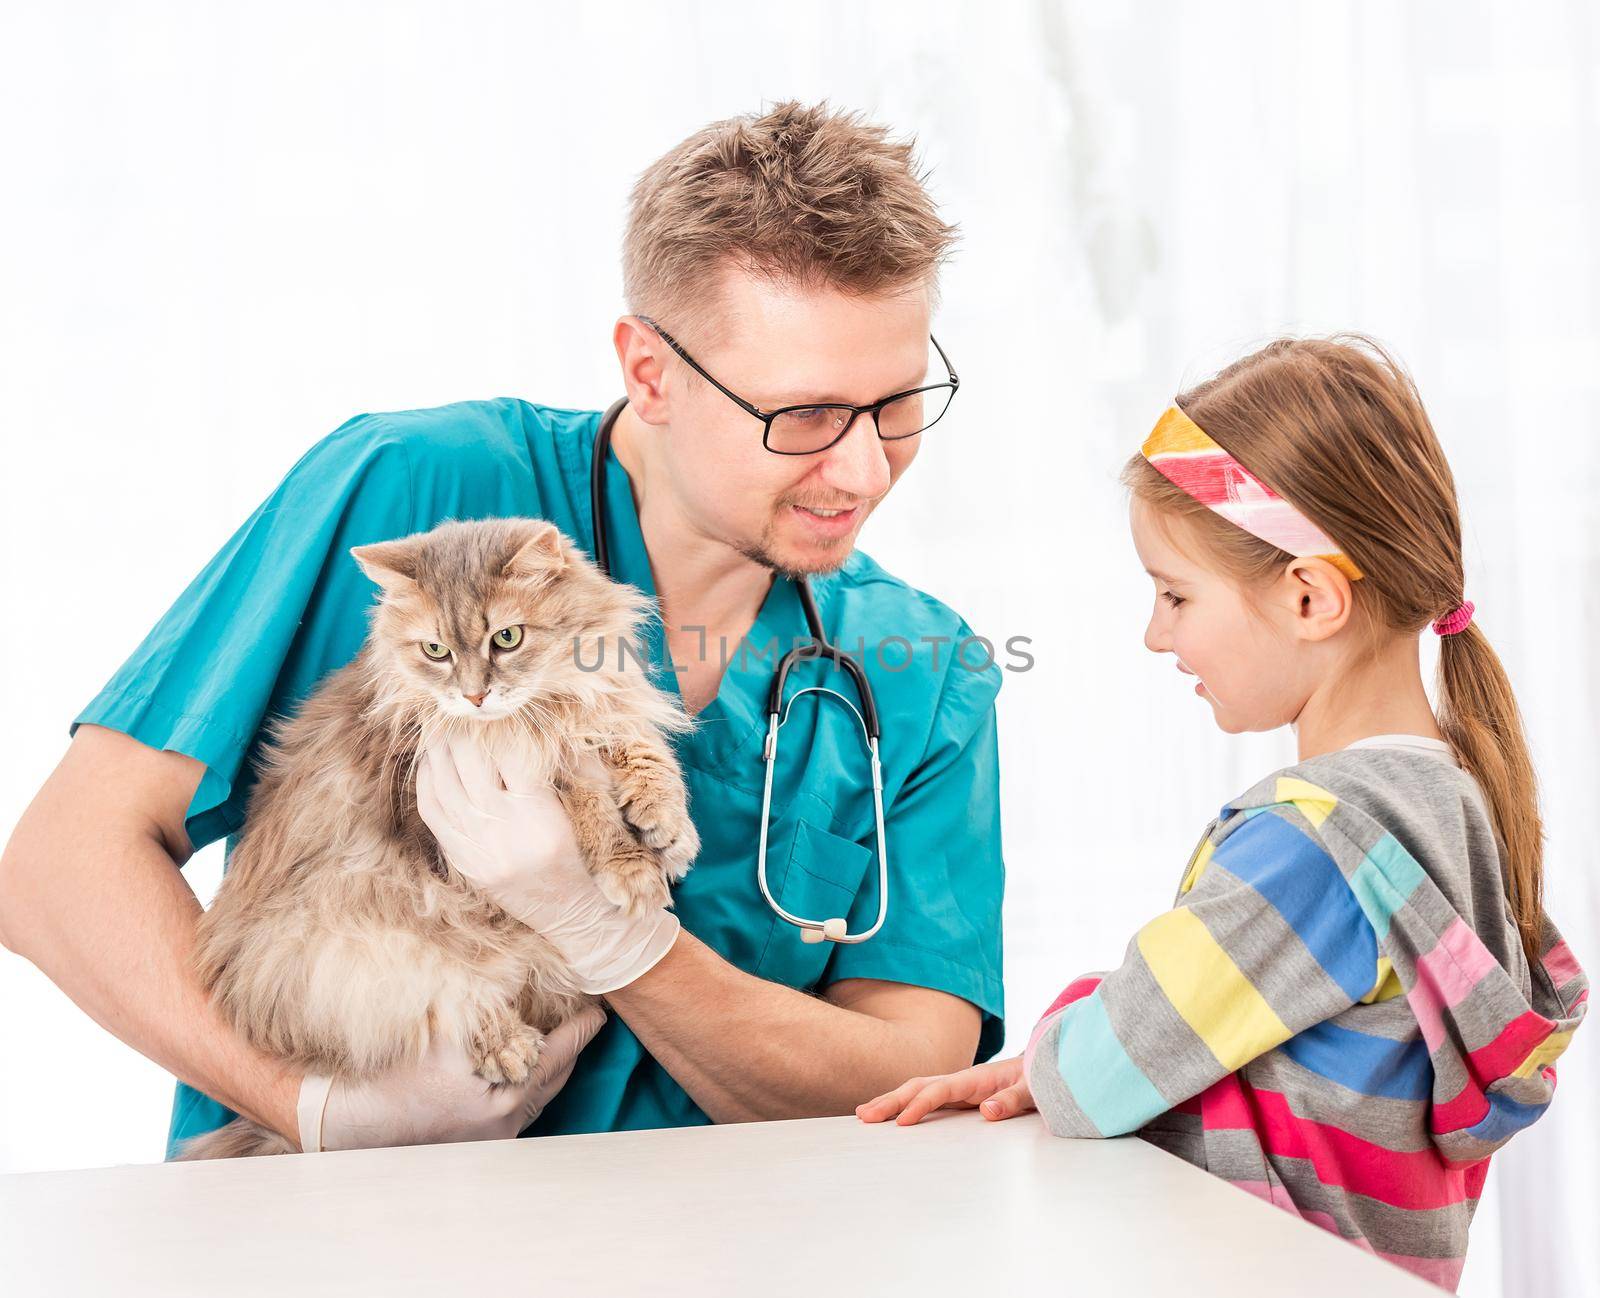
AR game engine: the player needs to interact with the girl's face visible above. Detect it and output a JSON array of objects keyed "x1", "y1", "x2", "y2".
[{"x1": 1129, "y1": 497, "x2": 1319, "y2": 734}]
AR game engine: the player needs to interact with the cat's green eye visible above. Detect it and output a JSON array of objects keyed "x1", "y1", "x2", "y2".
[
  {"x1": 420, "y1": 642, "x2": 451, "y2": 661},
  {"x1": 491, "y1": 625, "x2": 524, "y2": 651}
]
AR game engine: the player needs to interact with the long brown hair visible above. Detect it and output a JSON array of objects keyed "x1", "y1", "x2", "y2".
[{"x1": 1124, "y1": 336, "x2": 1545, "y2": 965}]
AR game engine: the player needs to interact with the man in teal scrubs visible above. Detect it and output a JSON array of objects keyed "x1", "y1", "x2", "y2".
[{"x1": 0, "y1": 102, "x2": 1005, "y2": 1155}]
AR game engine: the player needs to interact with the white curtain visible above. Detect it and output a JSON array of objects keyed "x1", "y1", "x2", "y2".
[{"x1": 1, "y1": 4, "x2": 1593, "y2": 1294}]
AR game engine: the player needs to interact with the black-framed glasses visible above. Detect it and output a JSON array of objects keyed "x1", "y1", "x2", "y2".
[{"x1": 638, "y1": 315, "x2": 960, "y2": 456}]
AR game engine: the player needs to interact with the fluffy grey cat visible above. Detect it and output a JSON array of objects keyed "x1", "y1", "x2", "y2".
[{"x1": 180, "y1": 517, "x2": 697, "y2": 1158}]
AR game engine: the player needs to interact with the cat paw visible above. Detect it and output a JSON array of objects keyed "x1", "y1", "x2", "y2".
[
  {"x1": 621, "y1": 798, "x2": 699, "y2": 879},
  {"x1": 593, "y1": 849, "x2": 673, "y2": 917},
  {"x1": 474, "y1": 1024, "x2": 544, "y2": 1087},
  {"x1": 659, "y1": 820, "x2": 699, "y2": 882}
]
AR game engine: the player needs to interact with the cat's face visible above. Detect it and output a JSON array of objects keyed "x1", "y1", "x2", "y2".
[{"x1": 350, "y1": 518, "x2": 644, "y2": 723}]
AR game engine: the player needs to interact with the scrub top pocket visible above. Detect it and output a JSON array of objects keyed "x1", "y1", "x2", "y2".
[{"x1": 752, "y1": 817, "x2": 874, "y2": 989}]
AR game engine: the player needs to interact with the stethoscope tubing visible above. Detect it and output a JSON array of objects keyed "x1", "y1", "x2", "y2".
[{"x1": 591, "y1": 398, "x2": 889, "y2": 945}]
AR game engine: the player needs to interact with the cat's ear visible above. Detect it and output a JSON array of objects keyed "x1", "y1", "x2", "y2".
[
  {"x1": 350, "y1": 538, "x2": 422, "y2": 591},
  {"x1": 505, "y1": 520, "x2": 569, "y2": 582}
]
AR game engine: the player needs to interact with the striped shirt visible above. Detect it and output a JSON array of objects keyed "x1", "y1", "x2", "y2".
[{"x1": 1023, "y1": 743, "x2": 1588, "y2": 1290}]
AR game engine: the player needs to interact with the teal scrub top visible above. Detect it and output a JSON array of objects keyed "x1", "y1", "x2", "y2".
[{"x1": 70, "y1": 399, "x2": 1007, "y2": 1157}]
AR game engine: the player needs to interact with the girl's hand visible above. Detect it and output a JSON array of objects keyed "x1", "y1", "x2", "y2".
[{"x1": 855, "y1": 1055, "x2": 1034, "y2": 1126}]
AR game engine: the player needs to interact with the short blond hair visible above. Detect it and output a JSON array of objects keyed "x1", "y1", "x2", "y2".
[{"x1": 622, "y1": 101, "x2": 956, "y2": 332}]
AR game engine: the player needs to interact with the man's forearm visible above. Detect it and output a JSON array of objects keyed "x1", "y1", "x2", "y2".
[
  {"x1": 604, "y1": 931, "x2": 972, "y2": 1123},
  {"x1": 0, "y1": 790, "x2": 302, "y2": 1146}
]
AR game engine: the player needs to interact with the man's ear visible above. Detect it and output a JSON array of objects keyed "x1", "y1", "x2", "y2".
[
  {"x1": 505, "y1": 520, "x2": 569, "y2": 582},
  {"x1": 613, "y1": 315, "x2": 671, "y2": 426},
  {"x1": 350, "y1": 537, "x2": 422, "y2": 590},
  {"x1": 1283, "y1": 558, "x2": 1355, "y2": 642}
]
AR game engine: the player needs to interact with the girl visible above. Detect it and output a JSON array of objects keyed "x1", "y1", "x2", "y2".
[{"x1": 858, "y1": 337, "x2": 1588, "y2": 1290}]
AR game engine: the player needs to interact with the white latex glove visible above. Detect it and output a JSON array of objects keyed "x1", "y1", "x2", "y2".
[
  {"x1": 296, "y1": 1005, "x2": 606, "y2": 1153},
  {"x1": 414, "y1": 732, "x2": 680, "y2": 996}
]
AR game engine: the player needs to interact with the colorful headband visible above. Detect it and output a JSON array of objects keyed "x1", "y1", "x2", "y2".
[{"x1": 1141, "y1": 406, "x2": 1364, "y2": 581}]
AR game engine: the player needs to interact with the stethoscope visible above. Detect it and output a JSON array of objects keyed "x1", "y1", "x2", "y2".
[{"x1": 590, "y1": 397, "x2": 889, "y2": 945}]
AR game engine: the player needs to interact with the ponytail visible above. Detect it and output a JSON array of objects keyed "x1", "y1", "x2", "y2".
[{"x1": 1437, "y1": 624, "x2": 1545, "y2": 967}]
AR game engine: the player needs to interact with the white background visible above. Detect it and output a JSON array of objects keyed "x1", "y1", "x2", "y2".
[{"x1": 1, "y1": 3, "x2": 1595, "y2": 1295}]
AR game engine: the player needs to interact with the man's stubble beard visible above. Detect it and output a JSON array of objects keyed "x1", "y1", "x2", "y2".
[
  {"x1": 734, "y1": 533, "x2": 854, "y2": 581},
  {"x1": 736, "y1": 497, "x2": 874, "y2": 580}
]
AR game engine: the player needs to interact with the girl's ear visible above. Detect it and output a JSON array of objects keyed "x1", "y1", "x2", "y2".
[
  {"x1": 350, "y1": 536, "x2": 423, "y2": 590},
  {"x1": 1283, "y1": 558, "x2": 1355, "y2": 642}
]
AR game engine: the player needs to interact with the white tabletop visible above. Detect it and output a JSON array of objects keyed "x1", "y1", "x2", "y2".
[{"x1": 2, "y1": 1113, "x2": 1437, "y2": 1296}]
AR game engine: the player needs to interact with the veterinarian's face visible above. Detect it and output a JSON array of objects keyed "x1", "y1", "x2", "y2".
[{"x1": 654, "y1": 268, "x2": 932, "y2": 575}]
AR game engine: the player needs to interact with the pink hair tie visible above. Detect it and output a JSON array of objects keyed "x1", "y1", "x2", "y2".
[{"x1": 1433, "y1": 601, "x2": 1475, "y2": 636}]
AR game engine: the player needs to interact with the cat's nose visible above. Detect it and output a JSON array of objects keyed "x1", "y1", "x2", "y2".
[{"x1": 463, "y1": 691, "x2": 488, "y2": 707}]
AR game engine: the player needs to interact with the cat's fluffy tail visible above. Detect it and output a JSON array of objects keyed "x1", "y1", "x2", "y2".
[{"x1": 174, "y1": 1116, "x2": 298, "y2": 1160}]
